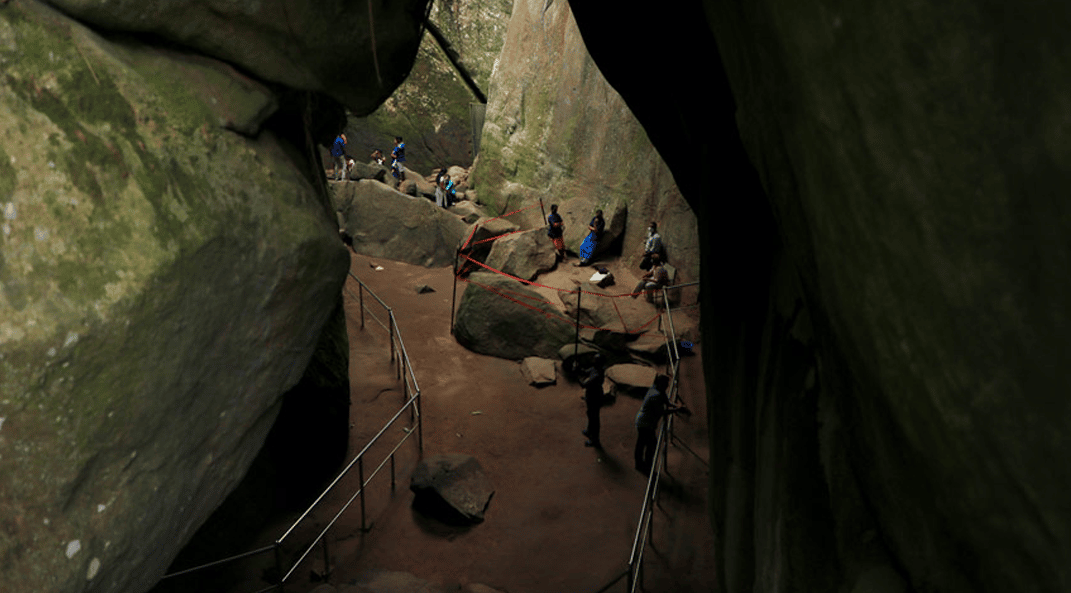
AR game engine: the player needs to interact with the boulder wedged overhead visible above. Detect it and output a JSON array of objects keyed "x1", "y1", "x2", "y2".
[
  {"x1": 41, "y1": 0, "x2": 431, "y2": 114},
  {"x1": 0, "y1": 3, "x2": 349, "y2": 592}
]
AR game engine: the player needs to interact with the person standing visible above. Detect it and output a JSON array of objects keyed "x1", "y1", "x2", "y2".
[
  {"x1": 390, "y1": 136, "x2": 406, "y2": 180},
  {"x1": 331, "y1": 133, "x2": 347, "y2": 181},
  {"x1": 547, "y1": 204, "x2": 565, "y2": 261},
  {"x1": 634, "y1": 374, "x2": 686, "y2": 474},
  {"x1": 580, "y1": 353, "x2": 606, "y2": 448},
  {"x1": 576, "y1": 209, "x2": 605, "y2": 267},
  {"x1": 639, "y1": 221, "x2": 664, "y2": 270}
]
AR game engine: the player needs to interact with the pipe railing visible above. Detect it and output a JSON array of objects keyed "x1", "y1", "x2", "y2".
[
  {"x1": 626, "y1": 281, "x2": 696, "y2": 592},
  {"x1": 159, "y1": 272, "x2": 422, "y2": 593}
]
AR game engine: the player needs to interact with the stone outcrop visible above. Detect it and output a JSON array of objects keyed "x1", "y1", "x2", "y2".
[
  {"x1": 42, "y1": 0, "x2": 430, "y2": 114},
  {"x1": 569, "y1": 1, "x2": 1071, "y2": 592},
  {"x1": 0, "y1": 3, "x2": 350, "y2": 592},
  {"x1": 519, "y1": 357, "x2": 556, "y2": 386},
  {"x1": 334, "y1": 180, "x2": 469, "y2": 267},
  {"x1": 342, "y1": 0, "x2": 513, "y2": 173},
  {"x1": 469, "y1": 0, "x2": 698, "y2": 287},
  {"x1": 410, "y1": 454, "x2": 495, "y2": 525},
  {"x1": 484, "y1": 227, "x2": 557, "y2": 281},
  {"x1": 453, "y1": 272, "x2": 574, "y2": 360}
]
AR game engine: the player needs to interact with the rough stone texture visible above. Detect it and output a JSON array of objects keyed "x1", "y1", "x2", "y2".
[
  {"x1": 569, "y1": 1, "x2": 1071, "y2": 593},
  {"x1": 42, "y1": 0, "x2": 430, "y2": 114},
  {"x1": 484, "y1": 227, "x2": 558, "y2": 281},
  {"x1": 469, "y1": 0, "x2": 698, "y2": 288},
  {"x1": 454, "y1": 272, "x2": 574, "y2": 360},
  {"x1": 559, "y1": 283, "x2": 655, "y2": 334},
  {"x1": 344, "y1": 0, "x2": 512, "y2": 173},
  {"x1": 519, "y1": 357, "x2": 556, "y2": 386},
  {"x1": 626, "y1": 334, "x2": 669, "y2": 363},
  {"x1": 0, "y1": 3, "x2": 349, "y2": 592},
  {"x1": 605, "y1": 364, "x2": 657, "y2": 398},
  {"x1": 449, "y1": 201, "x2": 486, "y2": 224},
  {"x1": 410, "y1": 454, "x2": 495, "y2": 524},
  {"x1": 461, "y1": 215, "x2": 520, "y2": 263},
  {"x1": 335, "y1": 180, "x2": 469, "y2": 267}
]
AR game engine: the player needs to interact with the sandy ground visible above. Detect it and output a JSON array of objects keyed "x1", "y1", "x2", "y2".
[{"x1": 205, "y1": 242, "x2": 715, "y2": 593}]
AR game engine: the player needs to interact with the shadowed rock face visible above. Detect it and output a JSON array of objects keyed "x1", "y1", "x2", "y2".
[
  {"x1": 41, "y1": 0, "x2": 431, "y2": 114},
  {"x1": 570, "y1": 2, "x2": 1071, "y2": 593},
  {"x1": 0, "y1": 1, "x2": 419, "y2": 591}
]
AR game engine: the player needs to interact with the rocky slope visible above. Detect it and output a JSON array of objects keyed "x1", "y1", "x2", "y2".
[{"x1": 470, "y1": 0, "x2": 699, "y2": 285}]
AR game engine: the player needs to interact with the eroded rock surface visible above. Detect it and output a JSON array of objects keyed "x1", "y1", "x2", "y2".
[
  {"x1": 410, "y1": 454, "x2": 494, "y2": 525},
  {"x1": 42, "y1": 0, "x2": 430, "y2": 113},
  {"x1": 335, "y1": 180, "x2": 469, "y2": 267},
  {"x1": 0, "y1": 3, "x2": 349, "y2": 592},
  {"x1": 453, "y1": 272, "x2": 573, "y2": 360}
]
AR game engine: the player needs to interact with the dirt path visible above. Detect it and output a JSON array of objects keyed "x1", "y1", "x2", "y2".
[{"x1": 280, "y1": 249, "x2": 715, "y2": 592}]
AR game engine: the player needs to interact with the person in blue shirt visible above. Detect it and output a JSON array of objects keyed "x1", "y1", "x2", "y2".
[
  {"x1": 390, "y1": 136, "x2": 406, "y2": 180},
  {"x1": 634, "y1": 374, "x2": 687, "y2": 474},
  {"x1": 546, "y1": 204, "x2": 565, "y2": 261},
  {"x1": 330, "y1": 133, "x2": 347, "y2": 181}
]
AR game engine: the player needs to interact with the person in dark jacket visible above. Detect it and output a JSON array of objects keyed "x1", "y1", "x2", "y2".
[
  {"x1": 547, "y1": 204, "x2": 565, "y2": 261},
  {"x1": 634, "y1": 374, "x2": 687, "y2": 474},
  {"x1": 580, "y1": 353, "x2": 606, "y2": 448}
]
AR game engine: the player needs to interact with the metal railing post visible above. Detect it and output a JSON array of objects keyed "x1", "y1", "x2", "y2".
[
  {"x1": 274, "y1": 542, "x2": 285, "y2": 593},
  {"x1": 450, "y1": 245, "x2": 460, "y2": 335},
  {"x1": 416, "y1": 389, "x2": 424, "y2": 456},
  {"x1": 390, "y1": 453, "x2": 396, "y2": 490},
  {"x1": 572, "y1": 288, "x2": 582, "y2": 360},
  {"x1": 359, "y1": 282, "x2": 365, "y2": 330},
  {"x1": 358, "y1": 457, "x2": 367, "y2": 532},
  {"x1": 321, "y1": 535, "x2": 330, "y2": 582},
  {"x1": 388, "y1": 309, "x2": 396, "y2": 365}
]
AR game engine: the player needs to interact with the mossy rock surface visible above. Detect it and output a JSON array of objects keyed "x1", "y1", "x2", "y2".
[{"x1": 0, "y1": 4, "x2": 348, "y2": 593}]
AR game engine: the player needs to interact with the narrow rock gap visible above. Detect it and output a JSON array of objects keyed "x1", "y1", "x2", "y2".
[{"x1": 423, "y1": 20, "x2": 487, "y2": 104}]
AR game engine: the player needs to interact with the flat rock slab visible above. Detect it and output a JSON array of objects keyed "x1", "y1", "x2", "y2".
[
  {"x1": 520, "y1": 357, "x2": 557, "y2": 386},
  {"x1": 626, "y1": 333, "x2": 670, "y2": 362},
  {"x1": 410, "y1": 454, "x2": 495, "y2": 525},
  {"x1": 606, "y1": 364, "x2": 658, "y2": 397}
]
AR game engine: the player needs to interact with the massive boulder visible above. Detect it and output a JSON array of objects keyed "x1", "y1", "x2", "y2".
[
  {"x1": 569, "y1": 1, "x2": 1071, "y2": 593},
  {"x1": 468, "y1": 0, "x2": 698, "y2": 286},
  {"x1": 484, "y1": 227, "x2": 557, "y2": 281},
  {"x1": 0, "y1": 3, "x2": 349, "y2": 593},
  {"x1": 453, "y1": 272, "x2": 574, "y2": 360},
  {"x1": 335, "y1": 179, "x2": 469, "y2": 267},
  {"x1": 41, "y1": 0, "x2": 430, "y2": 114}
]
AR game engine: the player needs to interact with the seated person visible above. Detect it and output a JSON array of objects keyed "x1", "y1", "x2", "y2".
[
  {"x1": 639, "y1": 221, "x2": 665, "y2": 270},
  {"x1": 631, "y1": 253, "x2": 670, "y2": 300}
]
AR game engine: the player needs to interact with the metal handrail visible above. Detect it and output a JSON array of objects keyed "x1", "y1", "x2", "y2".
[
  {"x1": 627, "y1": 282, "x2": 691, "y2": 591},
  {"x1": 161, "y1": 272, "x2": 424, "y2": 593}
]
